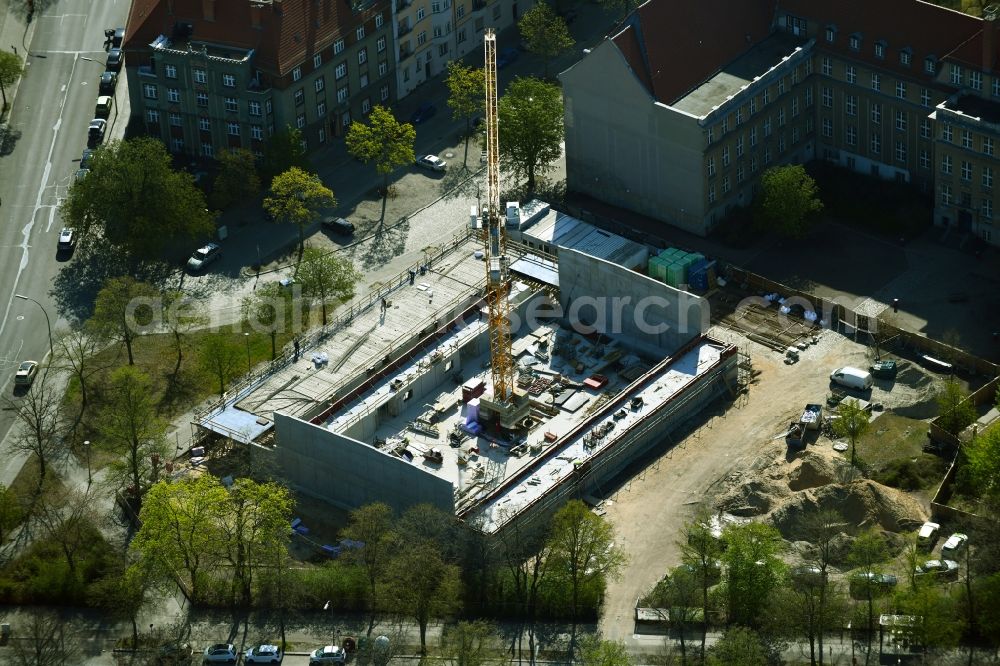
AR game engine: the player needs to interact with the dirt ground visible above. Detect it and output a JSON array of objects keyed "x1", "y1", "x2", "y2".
[{"x1": 597, "y1": 322, "x2": 955, "y2": 640}]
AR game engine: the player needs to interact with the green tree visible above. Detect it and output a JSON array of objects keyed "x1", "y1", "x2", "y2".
[
  {"x1": 340, "y1": 502, "x2": 395, "y2": 610},
  {"x1": 769, "y1": 579, "x2": 848, "y2": 666},
  {"x1": 706, "y1": 626, "x2": 769, "y2": 666},
  {"x1": 261, "y1": 125, "x2": 310, "y2": 182},
  {"x1": 297, "y1": 247, "x2": 360, "y2": 325},
  {"x1": 63, "y1": 138, "x2": 214, "y2": 270},
  {"x1": 962, "y1": 425, "x2": 1000, "y2": 498},
  {"x1": 800, "y1": 510, "x2": 847, "y2": 664},
  {"x1": 518, "y1": 3, "x2": 575, "y2": 78},
  {"x1": 936, "y1": 379, "x2": 976, "y2": 435},
  {"x1": 264, "y1": 166, "x2": 336, "y2": 259},
  {"x1": 383, "y1": 541, "x2": 462, "y2": 653},
  {"x1": 242, "y1": 282, "x2": 296, "y2": 361},
  {"x1": 33, "y1": 484, "x2": 98, "y2": 576},
  {"x1": 547, "y1": 499, "x2": 627, "y2": 620},
  {"x1": 346, "y1": 105, "x2": 416, "y2": 221},
  {"x1": 98, "y1": 366, "x2": 169, "y2": 505},
  {"x1": 577, "y1": 635, "x2": 633, "y2": 666},
  {"x1": 647, "y1": 567, "x2": 701, "y2": 664},
  {"x1": 198, "y1": 332, "x2": 244, "y2": 397},
  {"x1": 211, "y1": 147, "x2": 261, "y2": 209},
  {"x1": 755, "y1": 164, "x2": 823, "y2": 238},
  {"x1": 441, "y1": 620, "x2": 500, "y2": 666},
  {"x1": 93, "y1": 555, "x2": 160, "y2": 649},
  {"x1": 848, "y1": 530, "x2": 891, "y2": 642},
  {"x1": 0, "y1": 50, "x2": 24, "y2": 109},
  {"x1": 833, "y1": 397, "x2": 871, "y2": 470},
  {"x1": 445, "y1": 62, "x2": 485, "y2": 166},
  {"x1": 721, "y1": 521, "x2": 785, "y2": 627},
  {"x1": 681, "y1": 516, "x2": 723, "y2": 661},
  {"x1": 498, "y1": 77, "x2": 564, "y2": 193},
  {"x1": 896, "y1": 585, "x2": 964, "y2": 654},
  {"x1": 132, "y1": 475, "x2": 229, "y2": 603},
  {"x1": 87, "y1": 276, "x2": 160, "y2": 366}
]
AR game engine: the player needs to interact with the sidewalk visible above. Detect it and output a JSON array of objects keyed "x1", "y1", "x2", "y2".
[{"x1": 0, "y1": 0, "x2": 33, "y2": 120}]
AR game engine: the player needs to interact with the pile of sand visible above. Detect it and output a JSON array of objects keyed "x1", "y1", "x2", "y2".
[
  {"x1": 717, "y1": 478, "x2": 790, "y2": 517},
  {"x1": 787, "y1": 450, "x2": 840, "y2": 490}
]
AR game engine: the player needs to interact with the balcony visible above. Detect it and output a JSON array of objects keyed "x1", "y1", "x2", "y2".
[{"x1": 397, "y1": 23, "x2": 412, "y2": 37}]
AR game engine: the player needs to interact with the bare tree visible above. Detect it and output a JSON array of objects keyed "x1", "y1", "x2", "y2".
[
  {"x1": 9, "y1": 609, "x2": 80, "y2": 666},
  {"x1": 681, "y1": 514, "x2": 723, "y2": 662},
  {"x1": 54, "y1": 328, "x2": 109, "y2": 428},
  {"x1": 801, "y1": 510, "x2": 847, "y2": 664},
  {"x1": 4, "y1": 379, "x2": 65, "y2": 485},
  {"x1": 33, "y1": 484, "x2": 98, "y2": 577}
]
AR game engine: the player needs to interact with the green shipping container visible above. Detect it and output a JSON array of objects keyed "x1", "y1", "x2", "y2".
[
  {"x1": 647, "y1": 257, "x2": 667, "y2": 281},
  {"x1": 666, "y1": 263, "x2": 685, "y2": 287}
]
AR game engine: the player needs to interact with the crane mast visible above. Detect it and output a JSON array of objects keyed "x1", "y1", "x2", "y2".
[{"x1": 483, "y1": 30, "x2": 514, "y2": 403}]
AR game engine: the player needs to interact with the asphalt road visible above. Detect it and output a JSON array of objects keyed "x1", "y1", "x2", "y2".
[{"x1": 0, "y1": 0, "x2": 130, "y2": 485}]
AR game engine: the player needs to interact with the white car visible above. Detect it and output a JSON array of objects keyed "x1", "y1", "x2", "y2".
[
  {"x1": 58, "y1": 228, "x2": 76, "y2": 251},
  {"x1": 917, "y1": 521, "x2": 941, "y2": 548},
  {"x1": 88, "y1": 118, "x2": 107, "y2": 145},
  {"x1": 942, "y1": 532, "x2": 968, "y2": 555},
  {"x1": 309, "y1": 645, "x2": 346, "y2": 665},
  {"x1": 245, "y1": 644, "x2": 283, "y2": 663},
  {"x1": 202, "y1": 643, "x2": 238, "y2": 663},
  {"x1": 187, "y1": 242, "x2": 222, "y2": 272},
  {"x1": 416, "y1": 154, "x2": 447, "y2": 171},
  {"x1": 914, "y1": 559, "x2": 959, "y2": 580},
  {"x1": 14, "y1": 360, "x2": 39, "y2": 387}
]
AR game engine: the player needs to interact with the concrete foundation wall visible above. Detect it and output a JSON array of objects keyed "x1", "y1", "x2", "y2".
[
  {"x1": 557, "y1": 248, "x2": 708, "y2": 356},
  {"x1": 275, "y1": 412, "x2": 455, "y2": 514}
]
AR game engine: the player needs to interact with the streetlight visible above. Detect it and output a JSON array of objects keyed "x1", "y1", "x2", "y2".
[
  {"x1": 84, "y1": 440, "x2": 92, "y2": 487},
  {"x1": 14, "y1": 294, "x2": 53, "y2": 384},
  {"x1": 244, "y1": 332, "x2": 251, "y2": 372}
]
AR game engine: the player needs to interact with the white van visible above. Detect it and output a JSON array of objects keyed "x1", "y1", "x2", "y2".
[{"x1": 830, "y1": 366, "x2": 874, "y2": 390}]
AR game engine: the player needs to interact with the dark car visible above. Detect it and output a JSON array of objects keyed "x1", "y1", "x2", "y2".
[
  {"x1": 99, "y1": 71, "x2": 118, "y2": 95},
  {"x1": 106, "y1": 47, "x2": 123, "y2": 71},
  {"x1": 409, "y1": 102, "x2": 437, "y2": 124},
  {"x1": 80, "y1": 148, "x2": 95, "y2": 169},
  {"x1": 497, "y1": 47, "x2": 520, "y2": 68},
  {"x1": 321, "y1": 216, "x2": 355, "y2": 235},
  {"x1": 112, "y1": 27, "x2": 125, "y2": 48}
]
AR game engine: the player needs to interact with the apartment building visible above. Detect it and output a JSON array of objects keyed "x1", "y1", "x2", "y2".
[
  {"x1": 561, "y1": 0, "x2": 1000, "y2": 245},
  {"x1": 123, "y1": 0, "x2": 395, "y2": 158}
]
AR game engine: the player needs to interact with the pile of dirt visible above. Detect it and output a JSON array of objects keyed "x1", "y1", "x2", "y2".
[
  {"x1": 718, "y1": 474, "x2": 791, "y2": 517},
  {"x1": 787, "y1": 451, "x2": 840, "y2": 490}
]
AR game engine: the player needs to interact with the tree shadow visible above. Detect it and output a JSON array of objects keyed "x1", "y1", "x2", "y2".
[
  {"x1": 500, "y1": 177, "x2": 567, "y2": 207},
  {"x1": 359, "y1": 217, "x2": 410, "y2": 270},
  {"x1": 439, "y1": 166, "x2": 483, "y2": 204},
  {"x1": 0, "y1": 124, "x2": 22, "y2": 156}
]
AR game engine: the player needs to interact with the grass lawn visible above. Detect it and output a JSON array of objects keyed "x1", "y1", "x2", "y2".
[{"x1": 852, "y1": 412, "x2": 948, "y2": 492}]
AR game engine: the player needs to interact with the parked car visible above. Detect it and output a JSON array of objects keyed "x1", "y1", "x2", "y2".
[
  {"x1": 917, "y1": 521, "x2": 941, "y2": 549},
  {"x1": 829, "y1": 366, "x2": 874, "y2": 390},
  {"x1": 870, "y1": 359, "x2": 897, "y2": 379},
  {"x1": 244, "y1": 644, "x2": 283, "y2": 664},
  {"x1": 88, "y1": 118, "x2": 107, "y2": 146},
  {"x1": 14, "y1": 360, "x2": 39, "y2": 387},
  {"x1": 106, "y1": 47, "x2": 123, "y2": 71},
  {"x1": 202, "y1": 643, "x2": 238, "y2": 663},
  {"x1": 791, "y1": 564, "x2": 826, "y2": 585},
  {"x1": 849, "y1": 571, "x2": 897, "y2": 598},
  {"x1": 108, "y1": 26, "x2": 125, "y2": 48},
  {"x1": 321, "y1": 216, "x2": 355, "y2": 235},
  {"x1": 80, "y1": 148, "x2": 95, "y2": 169},
  {"x1": 187, "y1": 242, "x2": 222, "y2": 272},
  {"x1": 74, "y1": 168, "x2": 90, "y2": 183},
  {"x1": 497, "y1": 47, "x2": 520, "y2": 68},
  {"x1": 95, "y1": 95, "x2": 113, "y2": 118},
  {"x1": 309, "y1": 645, "x2": 346, "y2": 665},
  {"x1": 99, "y1": 71, "x2": 118, "y2": 95},
  {"x1": 415, "y1": 154, "x2": 447, "y2": 172},
  {"x1": 914, "y1": 559, "x2": 959, "y2": 580},
  {"x1": 409, "y1": 102, "x2": 437, "y2": 124},
  {"x1": 57, "y1": 228, "x2": 76, "y2": 251},
  {"x1": 942, "y1": 532, "x2": 968, "y2": 555}
]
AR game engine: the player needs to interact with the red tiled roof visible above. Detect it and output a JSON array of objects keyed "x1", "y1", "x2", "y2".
[
  {"x1": 125, "y1": 0, "x2": 383, "y2": 76},
  {"x1": 612, "y1": 0, "x2": 773, "y2": 104}
]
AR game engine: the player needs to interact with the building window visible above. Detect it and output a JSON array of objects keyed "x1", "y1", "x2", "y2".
[
  {"x1": 896, "y1": 81, "x2": 906, "y2": 99},
  {"x1": 457, "y1": 28, "x2": 466, "y2": 43},
  {"x1": 227, "y1": 121, "x2": 240, "y2": 136},
  {"x1": 825, "y1": 25, "x2": 836, "y2": 42},
  {"x1": 737, "y1": 165, "x2": 745, "y2": 183},
  {"x1": 319, "y1": 127, "x2": 327, "y2": 143},
  {"x1": 870, "y1": 133, "x2": 881, "y2": 154},
  {"x1": 362, "y1": 98, "x2": 372, "y2": 113},
  {"x1": 266, "y1": 99, "x2": 272, "y2": 115},
  {"x1": 984, "y1": 198, "x2": 993, "y2": 219},
  {"x1": 165, "y1": 64, "x2": 177, "y2": 79},
  {"x1": 764, "y1": 117, "x2": 772, "y2": 136},
  {"x1": 778, "y1": 108, "x2": 786, "y2": 126},
  {"x1": 871, "y1": 73, "x2": 881, "y2": 92},
  {"x1": 846, "y1": 65, "x2": 856, "y2": 84},
  {"x1": 951, "y1": 64, "x2": 962, "y2": 85},
  {"x1": 167, "y1": 88, "x2": 180, "y2": 103},
  {"x1": 356, "y1": 26, "x2": 365, "y2": 41},
  {"x1": 821, "y1": 56, "x2": 832, "y2": 76},
  {"x1": 315, "y1": 77, "x2": 325, "y2": 92},
  {"x1": 249, "y1": 100, "x2": 261, "y2": 116},
  {"x1": 920, "y1": 118, "x2": 930, "y2": 139},
  {"x1": 359, "y1": 48, "x2": 368, "y2": 64},
  {"x1": 943, "y1": 124, "x2": 953, "y2": 142},
  {"x1": 895, "y1": 110, "x2": 906, "y2": 131},
  {"x1": 722, "y1": 176, "x2": 731, "y2": 194},
  {"x1": 169, "y1": 113, "x2": 182, "y2": 127},
  {"x1": 963, "y1": 130, "x2": 973, "y2": 149},
  {"x1": 942, "y1": 154, "x2": 953, "y2": 174},
  {"x1": 791, "y1": 97, "x2": 799, "y2": 117},
  {"x1": 875, "y1": 41, "x2": 885, "y2": 58},
  {"x1": 962, "y1": 161, "x2": 973, "y2": 181},
  {"x1": 735, "y1": 107, "x2": 743, "y2": 125},
  {"x1": 722, "y1": 146, "x2": 730, "y2": 167},
  {"x1": 846, "y1": 125, "x2": 857, "y2": 146},
  {"x1": 822, "y1": 117, "x2": 833, "y2": 138},
  {"x1": 251, "y1": 125, "x2": 264, "y2": 140},
  {"x1": 750, "y1": 97, "x2": 757, "y2": 115},
  {"x1": 225, "y1": 97, "x2": 238, "y2": 112},
  {"x1": 377, "y1": 36, "x2": 386, "y2": 53},
  {"x1": 849, "y1": 34, "x2": 860, "y2": 50},
  {"x1": 736, "y1": 135, "x2": 744, "y2": 157},
  {"x1": 805, "y1": 87, "x2": 813, "y2": 107},
  {"x1": 822, "y1": 87, "x2": 833, "y2": 108},
  {"x1": 778, "y1": 77, "x2": 785, "y2": 95},
  {"x1": 196, "y1": 91, "x2": 208, "y2": 107},
  {"x1": 432, "y1": 0, "x2": 441, "y2": 12},
  {"x1": 722, "y1": 116, "x2": 729, "y2": 134},
  {"x1": 337, "y1": 86, "x2": 349, "y2": 103},
  {"x1": 763, "y1": 88, "x2": 770, "y2": 105},
  {"x1": 198, "y1": 117, "x2": 210, "y2": 131},
  {"x1": 317, "y1": 101, "x2": 326, "y2": 117},
  {"x1": 792, "y1": 126, "x2": 799, "y2": 143},
  {"x1": 293, "y1": 66, "x2": 302, "y2": 82},
  {"x1": 920, "y1": 150, "x2": 929, "y2": 169},
  {"x1": 751, "y1": 155, "x2": 758, "y2": 172},
  {"x1": 785, "y1": 14, "x2": 806, "y2": 36},
  {"x1": 378, "y1": 60, "x2": 388, "y2": 76},
  {"x1": 896, "y1": 142, "x2": 906, "y2": 163},
  {"x1": 925, "y1": 57, "x2": 936, "y2": 74},
  {"x1": 750, "y1": 126, "x2": 757, "y2": 147},
  {"x1": 381, "y1": 85, "x2": 389, "y2": 101},
  {"x1": 222, "y1": 74, "x2": 236, "y2": 88},
  {"x1": 708, "y1": 184, "x2": 716, "y2": 204},
  {"x1": 845, "y1": 95, "x2": 857, "y2": 116},
  {"x1": 310, "y1": 54, "x2": 321, "y2": 70},
  {"x1": 296, "y1": 114, "x2": 305, "y2": 129},
  {"x1": 417, "y1": 6, "x2": 425, "y2": 19},
  {"x1": 920, "y1": 88, "x2": 931, "y2": 108},
  {"x1": 417, "y1": 31, "x2": 427, "y2": 45},
  {"x1": 942, "y1": 184, "x2": 952, "y2": 205},
  {"x1": 900, "y1": 49, "x2": 911, "y2": 66},
  {"x1": 336, "y1": 62, "x2": 347, "y2": 79},
  {"x1": 194, "y1": 69, "x2": 206, "y2": 84},
  {"x1": 457, "y1": 5, "x2": 465, "y2": 18},
  {"x1": 707, "y1": 127, "x2": 714, "y2": 145},
  {"x1": 764, "y1": 146, "x2": 771, "y2": 164},
  {"x1": 171, "y1": 138, "x2": 184, "y2": 152},
  {"x1": 707, "y1": 156, "x2": 715, "y2": 177},
  {"x1": 779, "y1": 133, "x2": 787, "y2": 152},
  {"x1": 985, "y1": 137, "x2": 994, "y2": 156},
  {"x1": 334, "y1": 39, "x2": 345, "y2": 54},
  {"x1": 294, "y1": 89, "x2": 305, "y2": 106},
  {"x1": 970, "y1": 70, "x2": 983, "y2": 91},
  {"x1": 375, "y1": 13, "x2": 384, "y2": 28},
  {"x1": 984, "y1": 166, "x2": 994, "y2": 189},
  {"x1": 201, "y1": 143, "x2": 213, "y2": 157},
  {"x1": 146, "y1": 109, "x2": 159, "y2": 123}
]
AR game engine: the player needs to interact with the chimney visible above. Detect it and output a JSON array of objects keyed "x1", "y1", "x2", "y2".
[
  {"x1": 984, "y1": 4, "x2": 1000, "y2": 72},
  {"x1": 202, "y1": 0, "x2": 215, "y2": 20},
  {"x1": 250, "y1": 3, "x2": 262, "y2": 28}
]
